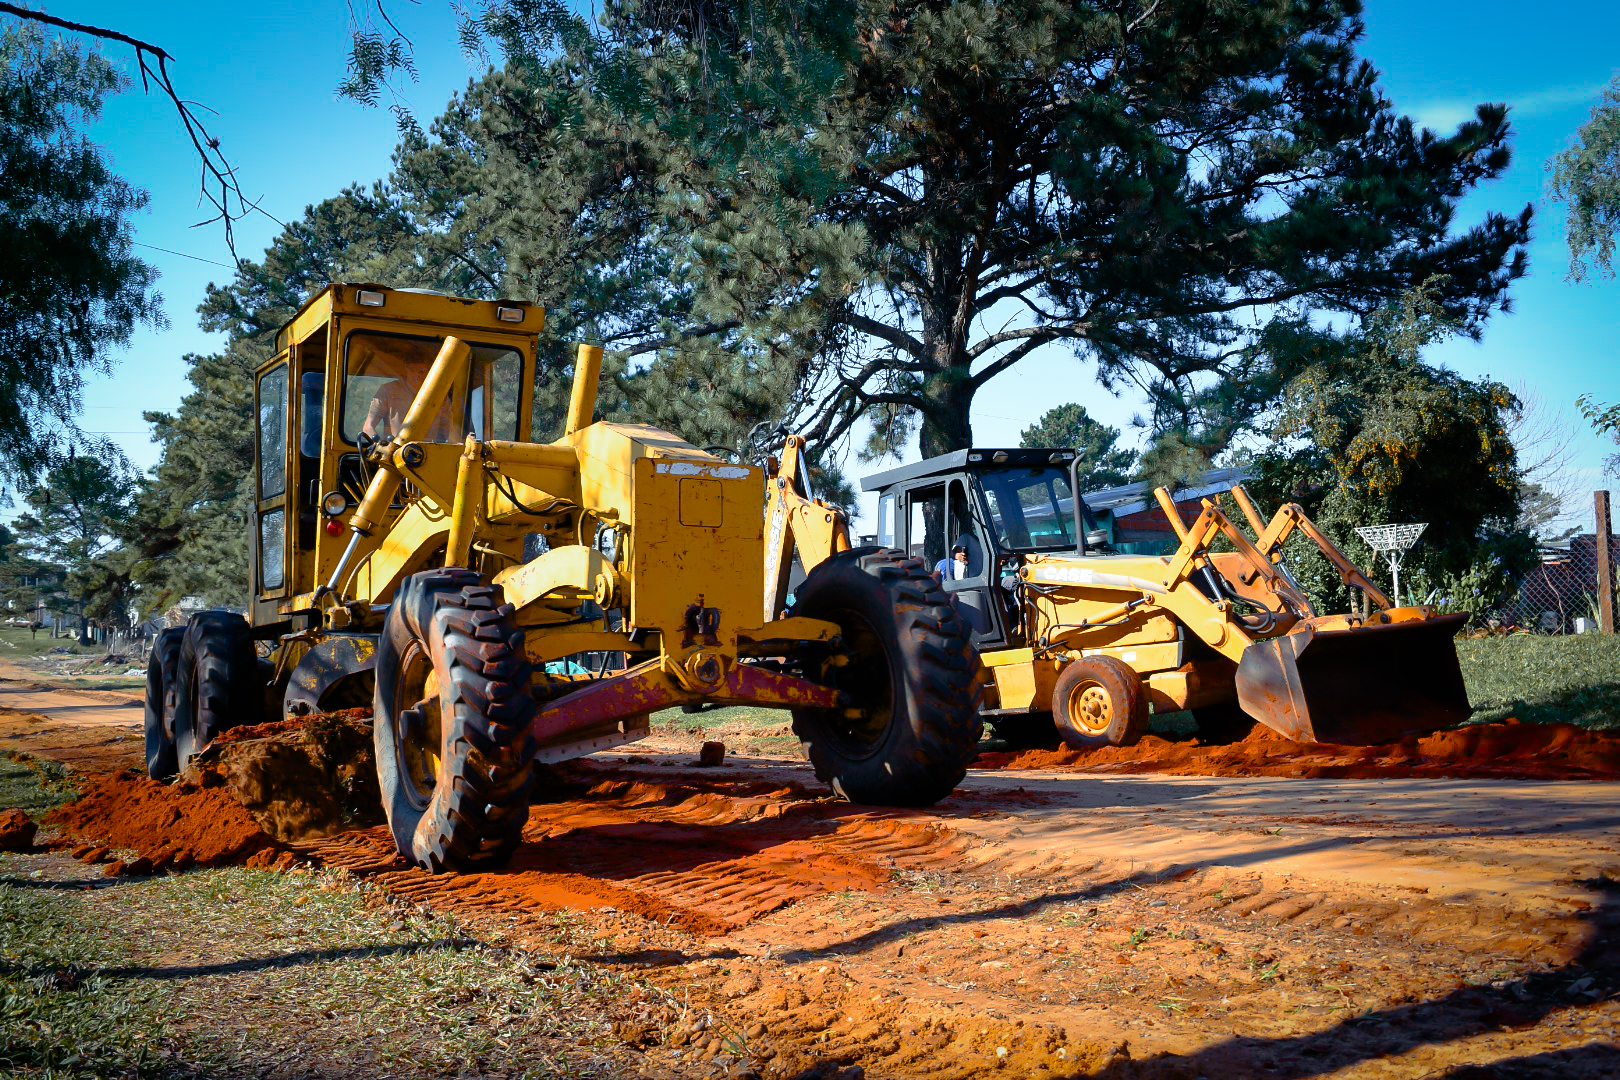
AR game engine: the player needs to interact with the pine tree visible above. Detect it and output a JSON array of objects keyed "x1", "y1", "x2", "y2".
[
  {"x1": 0, "y1": 21, "x2": 163, "y2": 485},
  {"x1": 346, "y1": 2, "x2": 1534, "y2": 466},
  {"x1": 1018, "y1": 404, "x2": 1137, "y2": 489}
]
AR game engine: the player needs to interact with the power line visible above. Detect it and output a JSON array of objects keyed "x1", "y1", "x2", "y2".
[{"x1": 131, "y1": 241, "x2": 236, "y2": 269}]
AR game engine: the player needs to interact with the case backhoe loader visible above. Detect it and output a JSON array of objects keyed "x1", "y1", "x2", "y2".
[
  {"x1": 814, "y1": 448, "x2": 1471, "y2": 749},
  {"x1": 143, "y1": 285, "x2": 982, "y2": 871}
]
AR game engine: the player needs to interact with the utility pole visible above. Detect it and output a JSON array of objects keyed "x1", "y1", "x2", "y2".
[{"x1": 1597, "y1": 491, "x2": 1615, "y2": 635}]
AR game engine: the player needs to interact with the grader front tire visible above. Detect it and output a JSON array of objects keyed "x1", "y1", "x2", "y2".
[
  {"x1": 788, "y1": 547, "x2": 983, "y2": 807},
  {"x1": 374, "y1": 569, "x2": 538, "y2": 872}
]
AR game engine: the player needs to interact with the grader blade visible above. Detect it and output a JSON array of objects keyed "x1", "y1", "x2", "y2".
[{"x1": 1234, "y1": 612, "x2": 1471, "y2": 745}]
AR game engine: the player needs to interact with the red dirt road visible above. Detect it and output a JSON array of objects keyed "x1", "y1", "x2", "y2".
[{"x1": 17, "y1": 693, "x2": 1620, "y2": 1078}]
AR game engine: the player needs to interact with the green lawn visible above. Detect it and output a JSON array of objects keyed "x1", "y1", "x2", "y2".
[
  {"x1": 1457, "y1": 633, "x2": 1620, "y2": 730},
  {"x1": 0, "y1": 625, "x2": 103, "y2": 660},
  {"x1": 0, "y1": 752, "x2": 79, "y2": 818}
]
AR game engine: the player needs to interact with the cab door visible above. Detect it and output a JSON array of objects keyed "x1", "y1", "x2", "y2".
[
  {"x1": 903, "y1": 479, "x2": 1007, "y2": 647},
  {"x1": 252, "y1": 356, "x2": 292, "y2": 613}
]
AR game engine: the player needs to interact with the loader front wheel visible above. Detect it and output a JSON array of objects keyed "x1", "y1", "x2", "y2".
[
  {"x1": 173, "y1": 612, "x2": 261, "y2": 772},
  {"x1": 143, "y1": 627, "x2": 185, "y2": 780},
  {"x1": 788, "y1": 547, "x2": 983, "y2": 807},
  {"x1": 374, "y1": 569, "x2": 538, "y2": 872},
  {"x1": 1052, "y1": 656, "x2": 1147, "y2": 749}
]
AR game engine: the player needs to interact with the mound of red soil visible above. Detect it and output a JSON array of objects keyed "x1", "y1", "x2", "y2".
[
  {"x1": 48, "y1": 769, "x2": 284, "y2": 872},
  {"x1": 211, "y1": 707, "x2": 371, "y2": 748},
  {"x1": 974, "y1": 719, "x2": 1620, "y2": 781},
  {"x1": 0, "y1": 808, "x2": 36, "y2": 851}
]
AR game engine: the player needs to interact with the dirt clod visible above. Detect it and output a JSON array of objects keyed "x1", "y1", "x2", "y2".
[
  {"x1": 0, "y1": 807, "x2": 36, "y2": 851},
  {"x1": 699, "y1": 740, "x2": 727, "y2": 767}
]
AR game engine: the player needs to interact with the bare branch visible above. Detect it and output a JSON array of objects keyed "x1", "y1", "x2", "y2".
[{"x1": 0, "y1": 2, "x2": 265, "y2": 261}]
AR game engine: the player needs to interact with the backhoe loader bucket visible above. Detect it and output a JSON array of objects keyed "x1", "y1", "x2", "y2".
[{"x1": 1234, "y1": 613, "x2": 1471, "y2": 745}]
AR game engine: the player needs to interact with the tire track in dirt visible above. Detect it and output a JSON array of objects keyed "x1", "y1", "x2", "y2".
[{"x1": 301, "y1": 778, "x2": 968, "y2": 937}]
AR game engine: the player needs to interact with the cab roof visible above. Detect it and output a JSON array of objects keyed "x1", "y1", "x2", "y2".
[
  {"x1": 274, "y1": 283, "x2": 543, "y2": 351},
  {"x1": 859, "y1": 448, "x2": 1077, "y2": 493}
]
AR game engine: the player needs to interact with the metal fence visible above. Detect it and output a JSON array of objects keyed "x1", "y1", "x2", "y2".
[{"x1": 1492, "y1": 491, "x2": 1617, "y2": 634}]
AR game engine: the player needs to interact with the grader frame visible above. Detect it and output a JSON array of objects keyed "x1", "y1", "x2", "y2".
[{"x1": 143, "y1": 284, "x2": 982, "y2": 872}]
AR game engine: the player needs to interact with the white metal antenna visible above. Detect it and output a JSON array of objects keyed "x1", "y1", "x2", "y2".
[{"x1": 1355, "y1": 523, "x2": 1428, "y2": 607}]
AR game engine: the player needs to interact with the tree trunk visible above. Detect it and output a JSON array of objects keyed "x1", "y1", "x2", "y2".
[{"x1": 917, "y1": 358, "x2": 976, "y2": 459}]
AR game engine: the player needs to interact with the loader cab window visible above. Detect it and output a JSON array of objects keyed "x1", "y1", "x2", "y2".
[
  {"x1": 907, "y1": 486, "x2": 946, "y2": 565},
  {"x1": 906, "y1": 481, "x2": 985, "y2": 579},
  {"x1": 979, "y1": 466, "x2": 1085, "y2": 551},
  {"x1": 876, "y1": 494, "x2": 895, "y2": 548},
  {"x1": 342, "y1": 331, "x2": 523, "y2": 444}
]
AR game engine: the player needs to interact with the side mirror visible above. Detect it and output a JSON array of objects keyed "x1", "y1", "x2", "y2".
[{"x1": 1085, "y1": 529, "x2": 1109, "y2": 549}]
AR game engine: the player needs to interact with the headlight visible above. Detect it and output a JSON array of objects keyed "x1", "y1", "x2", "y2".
[{"x1": 321, "y1": 491, "x2": 350, "y2": 517}]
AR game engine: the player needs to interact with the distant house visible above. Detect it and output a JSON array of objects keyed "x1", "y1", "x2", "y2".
[
  {"x1": 1500, "y1": 533, "x2": 1616, "y2": 631},
  {"x1": 1083, "y1": 466, "x2": 1255, "y2": 555}
]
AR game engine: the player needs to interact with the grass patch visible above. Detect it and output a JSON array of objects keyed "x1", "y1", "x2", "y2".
[
  {"x1": 35, "y1": 677, "x2": 146, "y2": 692},
  {"x1": 0, "y1": 857, "x2": 169, "y2": 1078},
  {"x1": 0, "y1": 752, "x2": 78, "y2": 817},
  {"x1": 0, "y1": 627, "x2": 101, "y2": 660},
  {"x1": 0, "y1": 857, "x2": 639, "y2": 1078},
  {"x1": 650, "y1": 703, "x2": 788, "y2": 735},
  {"x1": 1458, "y1": 634, "x2": 1620, "y2": 729}
]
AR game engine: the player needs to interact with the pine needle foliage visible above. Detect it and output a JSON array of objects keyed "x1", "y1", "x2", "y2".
[
  {"x1": 1548, "y1": 74, "x2": 1620, "y2": 282},
  {"x1": 0, "y1": 21, "x2": 163, "y2": 487}
]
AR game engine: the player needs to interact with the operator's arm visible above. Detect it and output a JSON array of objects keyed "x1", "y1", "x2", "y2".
[{"x1": 362, "y1": 380, "x2": 407, "y2": 441}]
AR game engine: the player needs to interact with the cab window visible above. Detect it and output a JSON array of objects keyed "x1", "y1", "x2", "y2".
[
  {"x1": 258, "y1": 366, "x2": 288, "y2": 499},
  {"x1": 980, "y1": 467, "x2": 1077, "y2": 551},
  {"x1": 342, "y1": 331, "x2": 522, "y2": 444}
]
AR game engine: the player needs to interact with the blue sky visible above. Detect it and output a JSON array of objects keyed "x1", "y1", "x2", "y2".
[{"x1": 24, "y1": 0, "x2": 1620, "y2": 532}]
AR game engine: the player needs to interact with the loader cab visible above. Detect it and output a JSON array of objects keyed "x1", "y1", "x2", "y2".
[
  {"x1": 250, "y1": 284, "x2": 541, "y2": 632},
  {"x1": 862, "y1": 448, "x2": 1108, "y2": 649}
]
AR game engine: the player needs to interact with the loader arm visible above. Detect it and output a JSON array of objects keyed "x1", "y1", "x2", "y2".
[
  {"x1": 762, "y1": 435, "x2": 852, "y2": 622},
  {"x1": 1229, "y1": 485, "x2": 1394, "y2": 611}
]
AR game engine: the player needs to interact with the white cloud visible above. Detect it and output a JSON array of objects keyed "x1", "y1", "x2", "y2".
[{"x1": 1406, "y1": 80, "x2": 1612, "y2": 133}]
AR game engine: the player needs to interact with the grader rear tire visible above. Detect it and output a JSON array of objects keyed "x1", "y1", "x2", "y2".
[
  {"x1": 173, "y1": 612, "x2": 261, "y2": 772},
  {"x1": 374, "y1": 569, "x2": 538, "y2": 872},
  {"x1": 1052, "y1": 655, "x2": 1148, "y2": 749},
  {"x1": 143, "y1": 627, "x2": 185, "y2": 780},
  {"x1": 788, "y1": 547, "x2": 983, "y2": 807}
]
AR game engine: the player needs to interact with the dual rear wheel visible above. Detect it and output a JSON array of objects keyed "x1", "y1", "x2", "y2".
[{"x1": 143, "y1": 612, "x2": 260, "y2": 780}]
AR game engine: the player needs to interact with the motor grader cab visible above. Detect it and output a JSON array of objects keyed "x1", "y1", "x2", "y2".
[
  {"x1": 854, "y1": 448, "x2": 1471, "y2": 749},
  {"x1": 143, "y1": 285, "x2": 982, "y2": 872}
]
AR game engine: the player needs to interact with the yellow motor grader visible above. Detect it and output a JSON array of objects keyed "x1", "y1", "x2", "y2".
[
  {"x1": 845, "y1": 449, "x2": 1471, "y2": 749},
  {"x1": 143, "y1": 285, "x2": 981, "y2": 871}
]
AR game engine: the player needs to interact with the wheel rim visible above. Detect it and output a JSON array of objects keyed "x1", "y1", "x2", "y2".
[
  {"x1": 1067, "y1": 681, "x2": 1113, "y2": 736},
  {"x1": 811, "y1": 606, "x2": 894, "y2": 759},
  {"x1": 393, "y1": 639, "x2": 443, "y2": 812}
]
